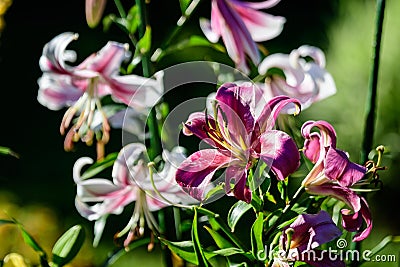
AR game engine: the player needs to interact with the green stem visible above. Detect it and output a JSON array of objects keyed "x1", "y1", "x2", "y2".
[
  {"x1": 197, "y1": 207, "x2": 253, "y2": 259},
  {"x1": 264, "y1": 186, "x2": 304, "y2": 241},
  {"x1": 360, "y1": 0, "x2": 386, "y2": 164},
  {"x1": 354, "y1": 1, "x2": 386, "y2": 265},
  {"x1": 135, "y1": 0, "x2": 161, "y2": 160},
  {"x1": 151, "y1": 0, "x2": 202, "y2": 62},
  {"x1": 113, "y1": 0, "x2": 126, "y2": 18}
]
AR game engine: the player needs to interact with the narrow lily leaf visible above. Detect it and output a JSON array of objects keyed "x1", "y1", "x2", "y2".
[
  {"x1": 251, "y1": 212, "x2": 265, "y2": 260},
  {"x1": 204, "y1": 226, "x2": 233, "y2": 249},
  {"x1": 158, "y1": 239, "x2": 198, "y2": 265},
  {"x1": 0, "y1": 219, "x2": 15, "y2": 225},
  {"x1": 228, "y1": 201, "x2": 252, "y2": 232},
  {"x1": 0, "y1": 146, "x2": 19, "y2": 158},
  {"x1": 179, "y1": 0, "x2": 191, "y2": 13},
  {"x1": 137, "y1": 26, "x2": 152, "y2": 54},
  {"x1": 51, "y1": 225, "x2": 85, "y2": 267},
  {"x1": 192, "y1": 208, "x2": 209, "y2": 266},
  {"x1": 212, "y1": 248, "x2": 246, "y2": 257},
  {"x1": 152, "y1": 36, "x2": 225, "y2": 62},
  {"x1": 17, "y1": 224, "x2": 46, "y2": 255},
  {"x1": 80, "y1": 152, "x2": 118, "y2": 180},
  {"x1": 264, "y1": 192, "x2": 277, "y2": 204}
]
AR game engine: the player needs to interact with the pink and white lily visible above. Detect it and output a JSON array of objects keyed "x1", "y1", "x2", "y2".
[
  {"x1": 200, "y1": 0, "x2": 286, "y2": 74},
  {"x1": 37, "y1": 32, "x2": 163, "y2": 150},
  {"x1": 301, "y1": 120, "x2": 372, "y2": 242},
  {"x1": 73, "y1": 143, "x2": 197, "y2": 247},
  {"x1": 258, "y1": 45, "x2": 337, "y2": 112},
  {"x1": 176, "y1": 83, "x2": 301, "y2": 203},
  {"x1": 273, "y1": 210, "x2": 344, "y2": 267}
]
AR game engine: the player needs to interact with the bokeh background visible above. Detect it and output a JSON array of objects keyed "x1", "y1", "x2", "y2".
[{"x1": 0, "y1": 0, "x2": 399, "y2": 266}]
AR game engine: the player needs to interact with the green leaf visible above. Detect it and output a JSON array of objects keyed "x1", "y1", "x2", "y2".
[
  {"x1": 204, "y1": 226, "x2": 233, "y2": 249},
  {"x1": 227, "y1": 201, "x2": 252, "y2": 232},
  {"x1": 158, "y1": 239, "x2": 198, "y2": 265},
  {"x1": 80, "y1": 152, "x2": 118, "y2": 180},
  {"x1": 212, "y1": 248, "x2": 246, "y2": 257},
  {"x1": 179, "y1": 0, "x2": 191, "y2": 13},
  {"x1": 192, "y1": 208, "x2": 209, "y2": 266},
  {"x1": 0, "y1": 219, "x2": 15, "y2": 225},
  {"x1": 152, "y1": 35, "x2": 225, "y2": 62},
  {"x1": 17, "y1": 224, "x2": 46, "y2": 255},
  {"x1": 137, "y1": 26, "x2": 152, "y2": 54},
  {"x1": 251, "y1": 212, "x2": 265, "y2": 261},
  {"x1": 0, "y1": 146, "x2": 19, "y2": 158},
  {"x1": 51, "y1": 225, "x2": 85, "y2": 267}
]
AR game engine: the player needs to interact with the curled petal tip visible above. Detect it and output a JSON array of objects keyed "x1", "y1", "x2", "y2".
[
  {"x1": 73, "y1": 33, "x2": 79, "y2": 40},
  {"x1": 123, "y1": 43, "x2": 130, "y2": 51}
]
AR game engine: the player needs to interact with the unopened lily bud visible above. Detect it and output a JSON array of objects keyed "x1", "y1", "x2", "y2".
[{"x1": 85, "y1": 0, "x2": 107, "y2": 28}]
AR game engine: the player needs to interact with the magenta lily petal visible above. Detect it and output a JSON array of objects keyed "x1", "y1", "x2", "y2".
[
  {"x1": 259, "y1": 130, "x2": 300, "y2": 180},
  {"x1": 325, "y1": 147, "x2": 367, "y2": 187},
  {"x1": 226, "y1": 165, "x2": 251, "y2": 203},
  {"x1": 342, "y1": 197, "x2": 372, "y2": 242},
  {"x1": 201, "y1": 0, "x2": 285, "y2": 74},
  {"x1": 284, "y1": 210, "x2": 342, "y2": 251},
  {"x1": 256, "y1": 96, "x2": 301, "y2": 133},
  {"x1": 233, "y1": 2, "x2": 285, "y2": 42},
  {"x1": 303, "y1": 133, "x2": 321, "y2": 164},
  {"x1": 37, "y1": 74, "x2": 83, "y2": 110},
  {"x1": 215, "y1": 83, "x2": 255, "y2": 134},
  {"x1": 306, "y1": 184, "x2": 361, "y2": 212},
  {"x1": 278, "y1": 210, "x2": 344, "y2": 267},
  {"x1": 238, "y1": 0, "x2": 281, "y2": 9},
  {"x1": 176, "y1": 149, "x2": 232, "y2": 200}
]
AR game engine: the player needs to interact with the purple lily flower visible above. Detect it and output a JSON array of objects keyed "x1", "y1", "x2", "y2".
[
  {"x1": 38, "y1": 32, "x2": 163, "y2": 150},
  {"x1": 176, "y1": 83, "x2": 301, "y2": 203},
  {"x1": 273, "y1": 210, "x2": 344, "y2": 267},
  {"x1": 301, "y1": 120, "x2": 372, "y2": 241},
  {"x1": 258, "y1": 45, "x2": 337, "y2": 112},
  {"x1": 73, "y1": 143, "x2": 197, "y2": 247},
  {"x1": 200, "y1": 0, "x2": 285, "y2": 74}
]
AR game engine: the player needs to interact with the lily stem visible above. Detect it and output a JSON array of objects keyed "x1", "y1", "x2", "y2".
[
  {"x1": 264, "y1": 186, "x2": 304, "y2": 241},
  {"x1": 355, "y1": 0, "x2": 386, "y2": 265},
  {"x1": 136, "y1": 0, "x2": 161, "y2": 160},
  {"x1": 360, "y1": 0, "x2": 386, "y2": 165}
]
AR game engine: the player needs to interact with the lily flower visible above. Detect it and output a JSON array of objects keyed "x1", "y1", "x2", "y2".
[
  {"x1": 200, "y1": 0, "x2": 286, "y2": 74},
  {"x1": 73, "y1": 143, "x2": 197, "y2": 247},
  {"x1": 301, "y1": 120, "x2": 372, "y2": 241},
  {"x1": 258, "y1": 45, "x2": 337, "y2": 112},
  {"x1": 272, "y1": 210, "x2": 344, "y2": 267},
  {"x1": 37, "y1": 32, "x2": 163, "y2": 151},
  {"x1": 176, "y1": 82, "x2": 301, "y2": 203}
]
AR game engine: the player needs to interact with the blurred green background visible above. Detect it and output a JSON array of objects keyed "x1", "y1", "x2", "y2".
[{"x1": 0, "y1": 0, "x2": 399, "y2": 266}]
